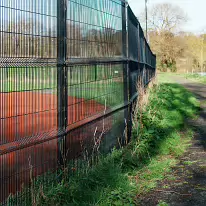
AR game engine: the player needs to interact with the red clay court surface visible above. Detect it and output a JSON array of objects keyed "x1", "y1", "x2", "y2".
[{"x1": 0, "y1": 91, "x2": 111, "y2": 203}]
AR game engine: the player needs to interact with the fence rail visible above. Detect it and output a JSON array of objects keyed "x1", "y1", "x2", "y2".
[{"x1": 0, "y1": 0, "x2": 156, "y2": 204}]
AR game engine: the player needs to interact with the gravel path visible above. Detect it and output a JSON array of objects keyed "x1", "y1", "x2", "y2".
[{"x1": 138, "y1": 76, "x2": 206, "y2": 206}]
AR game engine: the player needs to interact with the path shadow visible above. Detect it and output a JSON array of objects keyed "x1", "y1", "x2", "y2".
[{"x1": 177, "y1": 82, "x2": 206, "y2": 150}]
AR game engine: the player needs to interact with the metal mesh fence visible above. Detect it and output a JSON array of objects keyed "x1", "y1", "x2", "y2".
[{"x1": 0, "y1": 0, "x2": 156, "y2": 204}]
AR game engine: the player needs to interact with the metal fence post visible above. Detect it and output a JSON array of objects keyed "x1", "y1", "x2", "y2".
[
  {"x1": 154, "y1": 54, "x2": 157, "y2": 77},
  {"x1": 57, "y1": 0, "x2": 68, "y2": 167},
  {"x1": 122, "y1": 1, "x2": 131, "y2": 143},
  {"x1": 137, "y1": 22, "x2": 142, "y2": 85},
  {"x1": 143, "y1": 38, "x2": 146, "y2": 85}
]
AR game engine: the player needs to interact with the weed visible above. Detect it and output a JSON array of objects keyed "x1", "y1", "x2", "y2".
[
  {"x1": 157, "y1": 200, "x2": 169, "y2": 206},
  {"x1": 166, "y1": 175, "x2": 176, "y2": 181},
  {"x1": 163, "y1": 185, "x2": 170, "y2": 189},
  {"x1": 183, "y1": 161, "x2": 196, "y2": 166}
]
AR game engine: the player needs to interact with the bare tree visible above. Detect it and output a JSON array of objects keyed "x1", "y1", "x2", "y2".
[
  {"x1": 149, "y1": 30, "x2": 186, "y2": 72},
  {"x1": 139, "y1": 3, "x2": 188, "y2": 72},
  {"x1": 2, "y1": 18, "x2": 56, "y2": 58},
  {"x1": 200, "y1": 33, "x2": 206, "y2": 72},
  {"x1": 140, "y1": 3, "x2": 187, "y2": 33},
  {"x1": 67, "y1": 22, "x2": 83, "y2": 57},
  {"x1": 78, "y1": 27, "x2": 122, "y2": 58}
]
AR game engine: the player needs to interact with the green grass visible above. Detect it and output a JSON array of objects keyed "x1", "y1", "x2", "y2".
[
  {"x1": 0, "y1": 67, "x2": 124, "y2": 107},
  {"x1": 157, "y1": 72, "x2": 206, "y2": 84},
  {"x1": 183, "y1": 160, "x2": 196, "y2": 166},
  {"x1": 7, "y1": 75, "x2": 200, "y2": 205},
  {"x1": 157, "y1": 200, "x2": 169, "y2": 206},
  {"x1": 68, "y1": 81, "x2": 124, "y2": 107},
  {"x1": 0, "y1": 65, "x2": 123, "y2": 92},
  {"x1": 157, "y1": 72, "x2": 176, "y2": 83},
  {"x1": 0, "y1": 67, "x2": 57, "y2": 92},
  {"x1": 184, "y1": 73, "x2": 206, "y2": 84}
]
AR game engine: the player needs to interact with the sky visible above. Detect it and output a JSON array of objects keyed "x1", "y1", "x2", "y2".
[{"x1": 128, "y1": 0, "x2": 206, "y2": 34}]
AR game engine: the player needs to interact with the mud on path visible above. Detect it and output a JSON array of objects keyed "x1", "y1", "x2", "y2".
[{"x1": 138, "y1": 77, "x2": 206, "y2": 206}]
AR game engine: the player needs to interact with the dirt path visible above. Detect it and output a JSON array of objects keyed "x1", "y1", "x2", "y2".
[{"x1": 138, "y1": 77, "x2": 206, "y2": 206}]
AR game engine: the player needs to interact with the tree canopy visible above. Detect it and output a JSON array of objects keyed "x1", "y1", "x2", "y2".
[{"x1": 140, "y1": 3, "x2": 206, "y2": 73}]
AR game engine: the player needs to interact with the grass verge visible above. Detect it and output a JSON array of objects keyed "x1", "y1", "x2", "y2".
[
  {"x1": 9, "y1": 77, "x2": 200, "y2": 206},
  {"x1": 184, "y1": 73, "x2": 206, "y2": 84}
]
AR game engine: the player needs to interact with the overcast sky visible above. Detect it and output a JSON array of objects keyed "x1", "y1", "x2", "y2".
[{"x1": 128, "y1": 0, "x2": 206, "y2": 34}]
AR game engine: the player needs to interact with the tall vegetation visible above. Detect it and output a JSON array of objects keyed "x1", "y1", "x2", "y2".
[{"x1": 140, "y1": 3, "x2": 206, "y2": 73}]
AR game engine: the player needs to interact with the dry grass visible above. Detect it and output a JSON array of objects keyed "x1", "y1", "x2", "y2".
[{"x1": 132, "y1": 76, "x2": 157, "y2": 138}]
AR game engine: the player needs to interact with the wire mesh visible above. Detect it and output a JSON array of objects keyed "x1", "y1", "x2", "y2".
[{"x1": 0, "y1": 0, "x2": 156, "y2": 204}]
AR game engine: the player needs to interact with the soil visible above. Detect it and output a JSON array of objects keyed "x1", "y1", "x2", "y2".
[{"x1": 137, "y1": 77, "x2": 206, "y2": 206}]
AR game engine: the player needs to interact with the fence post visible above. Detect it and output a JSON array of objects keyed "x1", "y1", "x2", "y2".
[
  {"x1": 122, "y1": 2, "x2": 132, "y2": 144},
  {"x1": 143, "y1": 38, "x2": 146, "y2": 85},
  {"x1": 57, "y1": 0, "x2": 68, "y2": 167},
  {"x1": 154, "y1": 54, "x2": 157, "y2": 77},
  {"x1": 137, "y1": 22, "x2": 142, "y2": 85}
]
